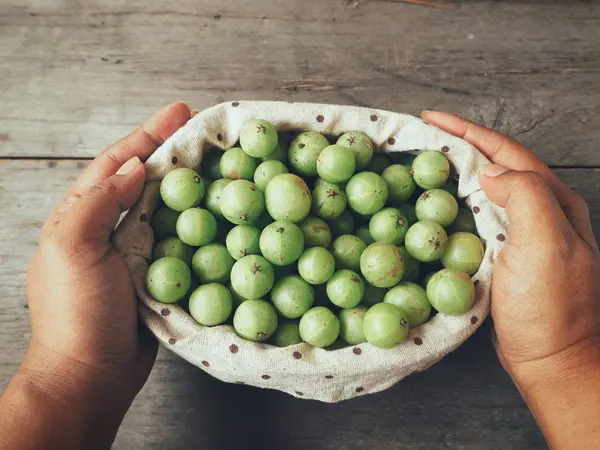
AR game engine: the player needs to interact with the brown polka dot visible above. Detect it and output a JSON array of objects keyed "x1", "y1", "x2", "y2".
[
  {"x1": 168, "y1": 338, "x2": 177, "y2": 345},
  {"x1": 293, "y1": 351, "x2": 302, "y2": 360},
  {"x1": 370, "y1": 114, "x2": 378, "y2": 122},
  {"x1": 474, "y1": 279, "x2": 480, "y2": 288},
  {"x1": 261, "y1": 375, "x2": 271, "y2": 380},
  {"x1": 232, "y1": 101, "x2": 240, "y2": 107},
  {"x1": 387, "y1": 137, "x2": 396, "y2": 145},
  {"x1": 355, "y1": 387, "x2": 364, "y2": 393},
  {"x1": 316, "y1": 114, "x2": 324, "y2": 123},
  {"x1": 325, "y1": 375, "x2": 334, "y2": 379},
  {"x1": 471, "y1": 316, "x2": 478, "y2": 324},
  {"x1": 217, "y1": 133, "x2": 223, "y2": 141},
  {"x1": 161, "y1": 308, "x2": 170, "y2": 316},
  {"x1": 472, "y1": 206, "x2": 481, "y2": 214},
  {"x1": 352, "y1": 347, "x2": 362, "y2": 355},
  {"x1": 139, "y1": 213, "x2": 148, "y2": 222},
  {"x1": 229, "y1": 344, "x2": 239, "y2": 354},
  {"x1": 441, "y1": 145, "x2": 450, "y2": 153},
  {"x1": 414, "y1": 337, "x2": 423, "y2": 346},
  {"x1": 202, "y1": 360, "x2": 210, "y2": 367},
  {"x1": 295, "y1": 391, "x2": 304, "y2": 396},
  {"x1": 171, "y1": 156, "x2": 178, "y2": 165},
  {"x1": 497, "y1": 233, "x2": 506, "y2": 242}
]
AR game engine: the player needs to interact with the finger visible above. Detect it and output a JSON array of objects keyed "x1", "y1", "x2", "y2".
[
  {"x1": 423, "y1": 111, "x2": 597, "y2": 251},
  {"x1": 479, "y1": 165, "x2": 577, "y2": 249},
  {"x1": 58, "y1": 157, "x2": 145, "y2": 252},
  {"x1": 68, "y1": 102, "x2": 191, "y2": 196}
]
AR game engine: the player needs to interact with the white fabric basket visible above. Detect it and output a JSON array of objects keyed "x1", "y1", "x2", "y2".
[{"x1": 113, "y1": 101, "x2": 509, "y2": 403}]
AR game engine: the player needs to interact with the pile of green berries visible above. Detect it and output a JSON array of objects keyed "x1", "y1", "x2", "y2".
[{"x1": 146, "y1": 118, "x2": 484, "y2": 349}]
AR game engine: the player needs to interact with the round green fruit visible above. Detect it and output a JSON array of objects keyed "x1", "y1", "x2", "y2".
[
  {"x1": 219, "y1": 180, "x2": 265, "y2": 225},
  {"x1": 239, "y1": 119, "x2": 278, "y2": 157},
  {"x1": 299, "y1": 306, "x2": 340, "y2": 348},
  {"x1": 226, "y1": 225, "x2": 261, "y2": 260},
  {"x1": 415, "y1": 189, "x2": 459, "y2": 228},
  {"x1": 176, "y1": 208, "x2": 217, "y2": 246},
  {"x1": 336, "y1": 131, "x2": 374, "y2": 170},
  {"x1": 189, "y1": 283, "x2": 233, "y2": 326},
  {"x1": 345, "y1": 172, "x2": 389, "y2": 216},
  {"x1": 254, "y1": 160, "x2": 288, "y2": 191},
  {"x1": 265, "y1": 173, "x2": 311, "y2": 223},
  {"x1": 363, "y1": 302, "x2": 409, "y2": 349},
  {"x1": 288, "y1": 131, "x2": 329, "y2": 177},
  {"x1": 384, "y1": 282, "x2": 431, "y2": 327},
  {"x1": 359, "y1": 242, "x2": 404, "y2": 288},
  {"x1": 219, "y1": 147, "x2": 258, "y2": 180},
  {"x1": 298, "y1": 216, "x2": 332, "y2": 248},
  {"x1": 427, "y1": 268, "x2": 475, "y2": 315},
  {"x1": 411, "y1": 151, "x2": 450, "y2": 189},
  {"x1": 152, "y1": 237, "x2": 194, "y2": 266},
  {"x1": 270, "y1": 275, "x2": 315, "y2": 319},
  {"x1": 233, "y1": 299, "x2": 278, "y2": 342},
  {"x1": 204, "y1": 178, "x2": 232, "y2": 218},
  {"x1": 298, "y1": 247, "x2": 336, "y2": 285},
  {"x1": 326, "y1": 269, "x2": 365, "y2": 309},
  {"x1": 260, "y1": 139, "x2": 288, "y2": 162},
  {"x1": 405, "y1": 221, "x2": 448, "y2": 262},
  {"x1": 272, "y1": 320, "x2": 302, "y2": 347},
  {"x1": 441, "y1": 232, "x2": 484, "y2": 275},
  {"x1": 312, "y1": 182, "x2": 347, "y2": 219},
  {"x1": 191, "y1": 243, "x2": 234, "y2": 283},
  {"x1": 160, "y1": 168, "x2": 205, "y2": 212},
  {"x1": 369, "y1": 207, "x2": 409, "y2": 245},
  {"x1": 316, "y1": 144, "x2": 356, "y2": 184},
  {"x1": 381, "y1": 164, "x2": 416, "y2": 204},
  {"x1": 338, "y1": 306, "x2": 368, "y2": 345},
  {"x1": 259, "y1": 220, "x2": 305, "y2": 266},
  {"x1": 230, "y1": 255, "x2": 275, "y2": 299},
  {"x1": 146, "y1": 257, "x2": 192, "y2": 304},
  {"x1": 327, "y1": 211, "x2": 355, "y2": 236},
  {"x1": 331, "y1": 234, "x2": 366, "y2": 271}
]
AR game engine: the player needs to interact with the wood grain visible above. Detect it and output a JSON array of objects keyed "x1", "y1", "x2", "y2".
[
  {"x1": 1, "y1": 160, "x2": 598, "y2": 449},
  {"x1": 0, "y1": 1, "x2": 599, "y2": 166}
]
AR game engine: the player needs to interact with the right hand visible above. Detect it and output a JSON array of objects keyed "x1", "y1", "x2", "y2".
[{"x1": 422, "y1": 111, "x2": 600, "y2": 381}]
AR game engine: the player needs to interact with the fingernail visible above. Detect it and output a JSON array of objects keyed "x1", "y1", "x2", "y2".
[
  {"x1": 482, "y1": 163, "x2": 508, "y2": 178},
  {"x1": 117, "y1": 156, "x2": 141, "y2": 175}
]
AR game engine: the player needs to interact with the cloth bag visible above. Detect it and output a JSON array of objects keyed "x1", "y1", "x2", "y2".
[{"x1": 113, "y1": 101, "x2": 509, "y2": 403}]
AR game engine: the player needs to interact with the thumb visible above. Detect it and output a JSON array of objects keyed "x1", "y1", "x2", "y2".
[
  {"x1": 62, "y1": 157, "x2": 146, "y2": 247},
  {"x1": 478, "y1": 164, "x2": 575, "y2": 246}
]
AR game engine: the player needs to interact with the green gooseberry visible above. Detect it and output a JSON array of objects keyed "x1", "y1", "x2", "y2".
[
  {"x1": 176, "y1": 208, "x2": 217, "y2": 246},
  {"x1": 338, "y1": 306, "x2": 368, "y2": 345},
  {"x1": 239, "y1": 119, "x2": 278, "y2": 157},
  {"x1": 146, "y1": 257, "x2": 192, "y2": 304},
  {"x1": 264, "y1": 173, "x2": 312, "y2": 223},
  {"x1": 160, "y1": 168, "x2": 205, "y2": 212},
  {"x1": 189, "y1": 283, "x2": 233, "y2": 326},
  {"x1": 449, "y1": 207, "x2": 478, "y2": 235},
  {"x1": 219, "y1": 180, "x2": 265, "y2": 225},
  {"x1": 336, "y1": 131, "x2": 374, "y2": 170},
  {"x1": 363, "y1": 302, "x2": 409, "y2": 349},
  {"x1": 259, "y1": 220, "x2": 305, "y2": 266},
  {"x1": 381, "y1": 164, "x2": 416, "y2": 204},
  {"x1": 201, "y1": 149, "x2": 224, "y2": 180},
  {"x1": 359, "y1": 242, "x2": 404, "y2": 288},
  {"x1": 260, "y1": 139, "x2": 288, "y2": 162},
  {"x1": 345, "y1": 172, "x2": 389, "y2": 216},
  {"x1": 397, "y1": 246, "x2": 420, "y2": 282},
  {"x1": 151, "y1": 207, "x2": 180, "y2": 239},
  {"x1": 299, "y1": 306, "x2": 340, "y2": 348},
  {"x1": 415, "y1": 189, "x2": 459, "y2": 228},
  {"x1": 362, "y1": 282, "x2": 387, "y2": 306},
  {"x1": 219, "y1": 147, "x2": 258, "y2": 180},
  {"x1": 298, "y1": 216, "x2": 332, "y2": 248},
  {"x1": 441, "y1": 232, "x2": 484, "y2": 275},
  {"x1": 327, "y1": 211, "x2": 355, "y2": 236},
  {"x1": 411, "y1": 150, "x2": 450, "y2": 189},
  {"x1": 226, "y1": 225, "x2": 261, "y2": 260},
  {"x1": 270, "y1": 275, "x2": 315, "y2": 319},
  {"x1": 191, "y1": 243, "x2": 235, "y2": 283},
  {"x1": 369, "y1": 207, "x2": 409, "y2": 245},
  {"x1": 152, "y1": 237, "x2": 195, "y2": 266},
  {"x1": 230, "y1": 255, "x2": 275, "y2": 299},
  {"x1": 233, "y1": 299, "x2": 278, "y2": 342},
  {"x1": 365, "y1": 153, "x2": 391, "y2": 174},
  {"x1": 326, "y1": 269, "x2": 365, "y2": 309},
  {"x1": 316, "y1": 144, "x2": 356, "y2": 184},
  {"x1": 384, "y1": 282, "x2": 431, "y2": 327},
  {"x1": 298, "y1": 247, "x2": 336, "y2": 285},
  {"x1": 331, "y1": 234, "x2": 366, "y2": 271},
  {"x1": 204, "y1": 178, "x2": 232, "y2": 218},
  {"x1": 254, "y1": 160, "x2": 288, "y2": 191},
  {"x1": 312, "y1": 182, "x2": 347, "y2": 219},
  {"x1": 405, "y1": 220, "x2": 449, "y2": 262},
  {"x1": 288, "y1": 131, "x2": 329, "y2": 177},
  {"x1": 398, "y1": 204, "x2": 417, "y2": 227},
  {"x1": 272, "y1": 320, "x2": 303, "y2": 347},
  {"x1": 427, "y1": 268, "x2": 475, "y2": 315},
  {"x1": 356, "y1": 226, "x2": 375, "y2": 246}
]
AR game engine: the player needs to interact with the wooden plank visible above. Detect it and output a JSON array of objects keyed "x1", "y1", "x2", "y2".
[
  {"x1": 0, "y1": 1, "x2": 599, "y2": 166},
  {"x1": 1, "y1": 160, "x2": 598, "y2": 448}
]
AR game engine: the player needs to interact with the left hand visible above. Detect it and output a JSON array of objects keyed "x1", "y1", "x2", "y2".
[{"x1": 24, "y1": 102, "x2": 192, "y2": 406}]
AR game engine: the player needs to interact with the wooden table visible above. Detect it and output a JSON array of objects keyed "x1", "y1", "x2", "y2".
[{"x1": 1, "y1": 1, "x2": 599, "y2": 448}]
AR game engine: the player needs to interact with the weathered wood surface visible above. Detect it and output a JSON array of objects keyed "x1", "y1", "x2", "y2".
[
  {"x1": 1, "y1": 0, "x2": 600, "y2": 165},
  {"x1": 2, "y1": 161, "x2": 598, "y2": 449}
]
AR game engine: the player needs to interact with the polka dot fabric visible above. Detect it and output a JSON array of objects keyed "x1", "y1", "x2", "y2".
[{"x1": 112, "y1": 101, "x2": 508, "y2": 403}]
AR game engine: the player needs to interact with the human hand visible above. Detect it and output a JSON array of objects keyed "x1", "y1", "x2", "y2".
[
  {"x1": 24, "y1": 102, "x2": 192, "y2": 408},
  {"x1": 423, "y1": 111, "x2": 600, "y2": 447}
]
